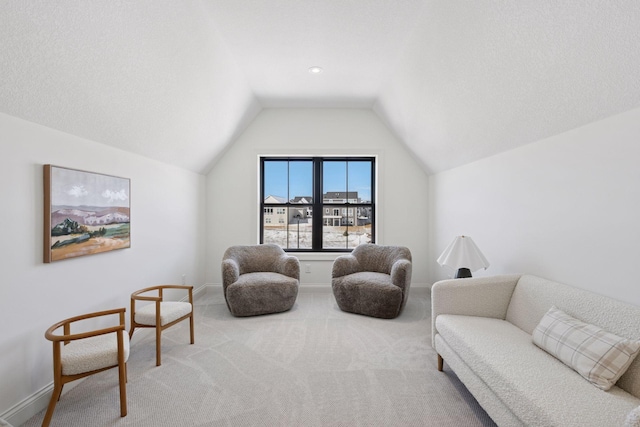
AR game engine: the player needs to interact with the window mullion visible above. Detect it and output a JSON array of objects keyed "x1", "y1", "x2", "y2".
[
  {"x1": 259, "y1": 158, "x2": 265, "y2": 244},
  {"x1": 286, "y1": 162, "x2": 290, "y2": 249},
  {"x1": 312, "y1": 158, "x2": 322, "y2": 251}
]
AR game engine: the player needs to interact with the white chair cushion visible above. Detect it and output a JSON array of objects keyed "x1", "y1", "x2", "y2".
[
  {"x1": 61, "y1": 332, "x2": 129, "y2": 376},
  {"x1": 134, "y1": 301, "x2": 192, "y2": 326}
]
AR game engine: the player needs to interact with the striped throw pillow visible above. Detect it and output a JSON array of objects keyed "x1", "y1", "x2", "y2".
[{"x1": 532, "y1": 306, "x2": 640, "y2": 391}]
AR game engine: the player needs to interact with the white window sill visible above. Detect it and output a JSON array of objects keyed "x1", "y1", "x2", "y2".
[{"x1": 292, "y1": 252, "x2": 347, "y2": 261}]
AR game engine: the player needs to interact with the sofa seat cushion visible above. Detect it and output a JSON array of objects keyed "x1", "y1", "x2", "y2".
[
  {"x1": 436, "y1": 314, "x2": 640, "y2": 427},
  {"x1": 226, "y1": 272, "x2": 298, "y2": 317},
  {"x1": 332, "y1": 272, "x2": 403, "y2": 319}
]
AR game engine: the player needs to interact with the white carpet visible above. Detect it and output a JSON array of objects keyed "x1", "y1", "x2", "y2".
[{"x1": 23, "y1": 287, "x2": 496, "y2": 426}]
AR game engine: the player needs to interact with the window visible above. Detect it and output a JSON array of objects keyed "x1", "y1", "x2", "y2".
[{"x1": 260, "y1": 157, "x2": 375, "y2": 251}]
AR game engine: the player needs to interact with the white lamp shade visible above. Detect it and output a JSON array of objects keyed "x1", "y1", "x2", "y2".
[{"x1": 437, "y1": 235, "x2": 490, "y2": 272}]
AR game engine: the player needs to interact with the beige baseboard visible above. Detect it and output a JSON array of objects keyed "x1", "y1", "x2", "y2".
[{"x1": 203, "y1": 282, "x2": 431, "y2": 290}]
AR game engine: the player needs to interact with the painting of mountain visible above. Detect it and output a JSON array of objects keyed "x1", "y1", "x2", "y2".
[{"x1": 44, "y1": 165, "x2": 131, "y2": 262}]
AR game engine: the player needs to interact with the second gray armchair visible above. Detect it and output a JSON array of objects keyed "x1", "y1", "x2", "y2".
[{"x1": 332, "y1": 243, "x2": 412, "y2": 319}]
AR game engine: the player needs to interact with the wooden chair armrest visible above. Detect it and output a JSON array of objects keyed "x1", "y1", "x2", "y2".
[
  {"x1": 155, "y1": 285, "x2": 193, "y2": 291},
  {"x1": 45, "y1": 308, "x2": 126, "y2": 342},
  {"x1": 131, "y1": 285, "x2": 194, "y2": 306},
  {"x1": 131, "y1": 294, "x2": 162, "y2": 302}
]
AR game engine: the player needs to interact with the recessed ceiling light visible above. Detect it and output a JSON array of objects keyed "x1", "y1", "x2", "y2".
[{"x1": 308, "y1": 66, "x2": 323, "y2": 74}]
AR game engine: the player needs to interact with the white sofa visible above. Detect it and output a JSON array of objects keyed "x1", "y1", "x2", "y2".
[{"x1": 432, "y1": 274, "x2": 640, "y2": 427}]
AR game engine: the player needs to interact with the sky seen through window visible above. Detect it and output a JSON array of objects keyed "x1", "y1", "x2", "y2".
[{"x1": 264, "y1": 160, "x2": 372, "y2": 202}]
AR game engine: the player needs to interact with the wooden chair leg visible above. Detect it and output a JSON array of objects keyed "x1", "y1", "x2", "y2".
[
  {"x1": 118, "y1": 362, "x2": 127, "y2": 416},
  {"x1": 156, "y1": 326, "x2": 162, "y2": 366},
  {"x1": 42, "y1": 381, "x2": 63, "y2": 427},
  {"x1": 189, "y1": 313, "x2": 195, "y2": 345},
  {"x1": 437, "y1": 354, "x2": 444, "y2": 372},
  {"x1": 129, "y1": 300, "x2": 135, "y2": 340}
]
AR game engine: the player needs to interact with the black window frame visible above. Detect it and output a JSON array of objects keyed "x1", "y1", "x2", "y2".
[{"x1": 260, "y1": 156, "x2": 376, "y2": 252}]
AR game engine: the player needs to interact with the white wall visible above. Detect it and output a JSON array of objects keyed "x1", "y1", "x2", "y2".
[
  {"x1": 429, "y1": 107, "x2": 640, "y2": 306},
  {"x1": 206, "y1": 108, "x2": 430, "y2": 287},
  {"x1": 0, "y1": 113, "x2": 206, "y2": 424}
]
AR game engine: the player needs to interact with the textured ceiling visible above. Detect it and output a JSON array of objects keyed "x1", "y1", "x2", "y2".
[
  {"x1": 203, "y1": 0, "x2": 426, "y2": 108},
  {"x1": 1, "y1": 1, "x2": 640, "y2": 174},
  {"x1": 375, "y1": 0, "x2": 640, "y2": 173}
]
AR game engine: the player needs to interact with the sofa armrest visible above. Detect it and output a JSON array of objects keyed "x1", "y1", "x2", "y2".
[
  {"x1": 431, "y1": 274, "x2": 520, "y2": 347},
  {"x1": 275, "y1": 255, "x2": 300, "y2": 280},
  {"x1": 332, "y1": 254, "x2": 361, "y2": 278},
  {"x1": 390, "y1": 259, "x2": 412, "y2": 292},
  {"x1": 221, "y1": 258, "x2": 239, "y2": 290}
]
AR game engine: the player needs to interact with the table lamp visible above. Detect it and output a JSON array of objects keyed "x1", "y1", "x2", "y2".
[{"x1": 437, "y1": 235, "x2": 490, "y2": 278}]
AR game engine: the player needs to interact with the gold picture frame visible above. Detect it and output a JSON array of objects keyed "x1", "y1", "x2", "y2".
[{"x1": 44, "y1": 165, "x2": 131, "y2": 263}]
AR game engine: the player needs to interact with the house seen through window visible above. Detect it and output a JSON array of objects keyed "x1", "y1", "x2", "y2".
[{"x1": 260, "y1": 157, "x2": 375, "y2": 251}]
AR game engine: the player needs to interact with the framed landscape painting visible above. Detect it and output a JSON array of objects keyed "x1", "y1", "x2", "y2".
[{"x1": 44, "y1": 165, "x2": 131, "y2": 263}]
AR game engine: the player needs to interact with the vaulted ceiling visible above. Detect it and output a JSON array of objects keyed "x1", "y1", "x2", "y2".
[{"x1": 2, "y1": 1, "x2": 639, "y2": 174}]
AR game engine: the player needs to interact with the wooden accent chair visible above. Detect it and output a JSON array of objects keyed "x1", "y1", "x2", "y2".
[
  {"x1": 129, "y1": 285, "x2": 194, "y2": 366},
  {"x1": 43, "y1": 308, "x2": 129, "y2": 427}
]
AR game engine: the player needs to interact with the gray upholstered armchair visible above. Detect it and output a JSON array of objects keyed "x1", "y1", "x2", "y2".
[
  {"x1": 222, "y1": 244, "x2": 300, "y2": 317},
  {"x1": 332, "y1": 243, "x2": 412, "y2": 319}
]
